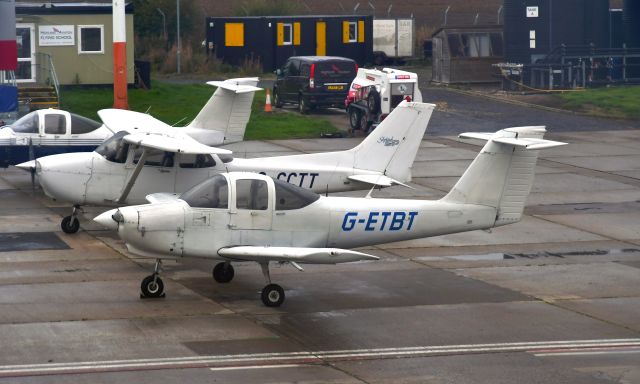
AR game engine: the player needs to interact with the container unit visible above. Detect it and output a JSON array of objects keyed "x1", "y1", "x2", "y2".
[
  {"x1": 431, "y1": 25, "x2": 504, "y2": 84},
  {"x1": 205, "y1": 15, "x2": 373, "y2": 72},
  {"x1": 372, "y1": 18, "x2": 414, "y2": 64},
  {"x1": 504, "y1": 0, "x2": 610, "y2": 64}
]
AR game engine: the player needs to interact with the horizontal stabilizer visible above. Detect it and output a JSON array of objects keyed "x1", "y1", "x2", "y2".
[
  {"x1": 459, "y1": 126, "x2": 566, "y2": 150},
  {"x1": 218, "y1": 246, "x2": 379, "y2": 264},
  {"x1": 348, "y1": 174, "x2": 411, "y2": 188},
  {"x1": 123, "y1": 132, "x2": 232, "y2": 155},
  {"x1": 145, "y1": 193, "x2": 180, "y2": 204},
  {"x1": 206, "y1": 79, "x2": 262, "y2": 94}
]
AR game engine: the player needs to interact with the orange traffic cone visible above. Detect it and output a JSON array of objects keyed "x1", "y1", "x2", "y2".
[{"x1": 264, "y1": 89, "x2": 273, "y2": 113}]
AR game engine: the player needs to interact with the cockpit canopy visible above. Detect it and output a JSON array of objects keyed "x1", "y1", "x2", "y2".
[
  {"x1": 181, "y1": 174, "x2": 320, "y2": 211},
  {"x1": 6, "y1": 110, "x2": 101, "y2": 134}
]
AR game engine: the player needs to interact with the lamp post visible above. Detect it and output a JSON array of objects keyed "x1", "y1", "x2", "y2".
[
  {"x1": 176, "y1": 0, "x2": 181, "y2": 74},
  {"x1": 156, "y1": 8, "x2": 166, "y2": 41}
]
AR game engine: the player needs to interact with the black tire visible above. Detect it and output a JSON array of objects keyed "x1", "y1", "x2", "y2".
[
  {"x1": 273, "y1": 88, "x2": 283, "y2": 108},
  {"x1": 348, "y1": 108, "x2": 361, "y2": 130},
  {"x1": 298, "y1": 95, "x2": 309, "y2": 114},
  {"x1": 141, "y1": 275, "x2": 164, "y2": 298},
  {"x1": 261, "y1": 283, "x2": 285, "y2": 307},
  {"x1": 61, "y1": 216, "x2": 80, "y2": 234},
  {"x1": 213, "y1": 262, "x2": 235, "y2": 283},
  {"x1": 367, "y1": 89, "x2": 381, "y2": 115}
]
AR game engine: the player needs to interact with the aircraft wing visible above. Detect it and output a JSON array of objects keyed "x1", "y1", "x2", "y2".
[
  {"x1": 98, "y1": 109, "x2": 172, "y2": 133},
  {"x1": 218, "y1": 246, "x2": 379, "y2": 264},
  {"x1": 348, "y1": 174, "x2": 412, "y2": 188},
  {"x1": 123, "y1": 132, "x2": 232, "y2": 155}
]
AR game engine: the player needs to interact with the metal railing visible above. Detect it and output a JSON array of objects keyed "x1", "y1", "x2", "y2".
[{"x1": 34, "y1": 52, "x2": 61, "y2": 103}]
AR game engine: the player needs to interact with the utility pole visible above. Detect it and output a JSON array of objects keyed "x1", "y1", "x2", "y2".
[
  {"x1": 176, "y1": 0, "x2": 181, "y2": 74},
  {"x1": 112, "y1": 0, "x2": 128, "y2": 109}
]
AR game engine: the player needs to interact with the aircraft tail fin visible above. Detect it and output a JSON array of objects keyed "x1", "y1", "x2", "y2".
[
  {"x1": 443, "y1": 127, "x2": 567, "y2": 226},
  {"x1": 351, "y1": 101, "x2": 435, "y2": 183},
  {"x1": 187, "y1": 78, "x2": 261, "y2": 144}
]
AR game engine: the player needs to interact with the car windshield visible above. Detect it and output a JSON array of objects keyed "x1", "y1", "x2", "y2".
[
  {"x1": 181, "y1": 174, "x2": 229, "y2": 209},
  {"x1": 9, "y1": 111, "x2": 39, "y2": 134},
  {"x1": 95, "y1": 131, "x2": 130, "y2": 163}
]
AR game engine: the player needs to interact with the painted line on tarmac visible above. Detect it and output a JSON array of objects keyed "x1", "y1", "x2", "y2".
[
  {"x1": 209, "y1": 364, "x2": 303, "y2": 371},
  {"x1": 533, "y1": 346, "x2": 640, "y2": 357},
  {"x1": 1, "y1": 339, "x2": 639, "y2": 378}
]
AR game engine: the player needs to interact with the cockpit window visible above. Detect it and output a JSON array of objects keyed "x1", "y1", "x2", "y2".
[
  {"x1": 274, "y1": 179, "x2": 320, "y2": 210},
  {"x1": 236, "y1": 179, "x2": 269, "y2": 210},
  {"x1": 181, "y1": 174, "x2": 229, "y2": 209},
  {"x1": 179, "y1": 153, "x2": 216, "y2": 168},
  {"x1": 70, "y1": 113, "x2": 101, "y2": 134},
  {"x1": 44, "y1": 113, "x2": 67, "y2": 135},
  {"x1": 95, "y1": 131, "x2": 129, "y2": 163},
  {"x1": 10, "y1": 112, "x2": 39, "y2": 134},
  {"x1": 218, "y1": 154, "x2": 234, "y2": 163},
  {"x1": 133, "y1": 148, "x2": 175, "y2": 167}
]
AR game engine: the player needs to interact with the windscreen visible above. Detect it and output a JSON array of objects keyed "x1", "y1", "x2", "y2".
[
  {"x1": 181, "y1": 174, "x2": 229, "y2": 209},
  {"x1": 9, "y1": 111, "x2": 38, "y2": 134},
  {"x1": 315, "y1": 61, "x2": 356, "y2": 83},
  {"x1": 95, "y1": 131, "x2": 129, "y2": 163}
]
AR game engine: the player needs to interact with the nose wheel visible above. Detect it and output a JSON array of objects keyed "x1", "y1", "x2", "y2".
[
  {"x1": 61, "y1": 205, "x2": 81, "y2": 234},
  {"x1": 140, "y1": 259, "x2": 165, "y2": 298},
  {"x1": 259, "y1": 262, "x2": 285, "y2": 307}
]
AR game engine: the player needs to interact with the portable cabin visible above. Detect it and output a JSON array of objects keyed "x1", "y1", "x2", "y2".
[
  {"x1": 14, "y1": 1, "x2": 135, "y2": 86},
  {"x1": 431, "y1": 25, "x2": 504, "y2": 84},
  {"x1": 205, "y1": 15, "x2": 373, "y2": 72}
]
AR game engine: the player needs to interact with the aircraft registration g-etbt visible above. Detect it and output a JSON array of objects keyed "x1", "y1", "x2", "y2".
[{"x1": 95, "y1": 119, "x2": 567, "y2": 307}]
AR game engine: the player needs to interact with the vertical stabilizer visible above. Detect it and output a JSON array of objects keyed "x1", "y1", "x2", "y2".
[
  {"x1": 443, "y1": 127, "x2": 566, "y2": 226},
  {"x1": 351, "y1": 101, "x2": 434, "y2": 183},
  {"x1": 187, "y1": 78, "x2": 261, "y2": 144}
]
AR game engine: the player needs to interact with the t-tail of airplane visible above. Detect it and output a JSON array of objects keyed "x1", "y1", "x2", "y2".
[
  {"x1": 187, "y1": 78, "x2": 262, "y2": 144},
  {"x1": 350, "y1": 101, "x2": 435, "y2": 184},
  {"x1": 443, "y1": 127, "x2": 567, "y2": 226}
]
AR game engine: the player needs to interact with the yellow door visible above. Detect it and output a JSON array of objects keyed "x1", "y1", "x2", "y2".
[{"x1": 316, "y1": 22, "x2": 326, "y2": 56}]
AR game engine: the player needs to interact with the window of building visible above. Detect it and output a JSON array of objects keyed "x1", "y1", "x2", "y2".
[
  {"x1": 282, "y1": 23, "x2": 293, "y2": 45},
  {"x1": 348, "y1": 21, "x2": 357, "y2": 42},
  {"x1": 78, "y1": 25, "x2": 104, "y2": 54},
  {"x1": 225, "y1": 23, "x2": 244, "y2": 47}
]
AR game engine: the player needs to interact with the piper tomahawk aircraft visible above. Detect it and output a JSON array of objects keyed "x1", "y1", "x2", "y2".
[
  {"x1": 2, "y1": 78, "x2": 260, "y2": 169},
  {"x1": 94, "y1": 111, "x2": 567, "y2": 307},
  {"x1": 21, "y1": 101, "x2": 434, "y2": 234}
]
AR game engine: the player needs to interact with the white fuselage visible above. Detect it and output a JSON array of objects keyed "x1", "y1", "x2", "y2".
[{"x1": 114, "y1": 197, "x2": 496, "y2": 261}]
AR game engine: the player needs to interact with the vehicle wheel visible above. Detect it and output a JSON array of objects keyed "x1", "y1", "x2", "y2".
[
  {"x1": 273, "y1": 88, "x2": 283, "y2": 108},
  {"x1": 61, "y1": 216, "x2": 80, "y2": 234},
  {"x1": 141, "y1": 275, "x2": 164, "y2": 298},
  {"x1": 213, "y1": 262, "x2": 234, "y2": 283},
  {"x1": 367, "y1": 90, "x2": 381, "y2": 115},
  {"x1": 298, "y1": 95, "x2": 309, "y2": 114},
  {"x1": 261, "y1": 283, "x2": 285, "y2": 307},
  {"x1": 358, "y1": 111, "x2": 369, "y2": 132},
  {"x1": 349, "y1": 108, "x2": 361, "y2": 130}
]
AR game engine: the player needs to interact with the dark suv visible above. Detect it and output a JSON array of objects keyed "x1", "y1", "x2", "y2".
[{"x1": 273, "y1": 56, "x2": 357, "y2": 114}]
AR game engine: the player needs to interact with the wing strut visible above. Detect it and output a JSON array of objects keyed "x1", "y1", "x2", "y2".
[{"x1": 116, "y1": 148, "x2": 148, "y2": 203}]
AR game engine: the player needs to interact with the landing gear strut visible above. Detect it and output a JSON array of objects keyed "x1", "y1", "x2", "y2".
[
  {"x1": 212, "y1": 262, "x2": 234, "y2": 283},
  {"x1": 61, "y1": 205, "x2": 81, "y2": 234},
  {"x1": 260, "y1": 262, "x2": 285, "y2": 307},
  {"x1": 140, "y1": 259, "x2": 165, "y2": 298}
]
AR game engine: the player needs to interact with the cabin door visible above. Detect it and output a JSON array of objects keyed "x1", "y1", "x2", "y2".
[{"x1": 316, "y1": 22, "x2": 326, "y2": 56}]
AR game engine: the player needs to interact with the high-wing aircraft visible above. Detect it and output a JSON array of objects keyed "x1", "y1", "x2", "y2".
[
  {"x1": 94, "y1": 115, "x2": 567, "y2": 307},
  {"x1": 2, "y1": 77, "x2": 259, "y2": 168},
  {"x1": 19, "y1": 101, "x2": 435, "y2": 234}
]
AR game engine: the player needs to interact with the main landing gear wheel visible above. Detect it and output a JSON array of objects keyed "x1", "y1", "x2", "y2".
[
  {"x1": 213, "y1": 262, "x2": 234, "y2": 283},
  {"x1": 261, "y1": 284, "x2": 285, "y2": 307},
  {"x1": 61, "y1": 205, "x2": 81, "y2": 234},
  {"x1": 140, "y1": 259, "x2": 165, "y2": 298},
  {"x1": 259, "y1": 262, "x2": 286, "y2": 307}
]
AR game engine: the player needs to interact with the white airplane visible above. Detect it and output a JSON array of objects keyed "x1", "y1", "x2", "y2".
[
  {"x1": 94, "y1": 114, "x2": 567, "y2": 307},
  {"x1": 19, "y1": 101, "x2": 434, "y2": 234},
  {"x1": 2, "y1": 78, "x2": 259, "y2": 168}
]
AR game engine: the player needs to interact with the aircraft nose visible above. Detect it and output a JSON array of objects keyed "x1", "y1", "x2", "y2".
[
  {"x1": 15, "y1": 160, "x2": 37, "y2": 172},
  {"x1": 93, "y1": 209, "x2": 121, "y2": 230},
  {"x1": 35, "y1": 153, "x2": 91, "y2": 202}
]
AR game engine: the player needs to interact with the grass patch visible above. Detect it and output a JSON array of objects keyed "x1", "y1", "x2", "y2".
[
  {"x1": 60, "y1": 81, "x2": 339, "y2": 140},
  {"x1": 558, "y1": 86, "x2": 640, "y2": 120}
]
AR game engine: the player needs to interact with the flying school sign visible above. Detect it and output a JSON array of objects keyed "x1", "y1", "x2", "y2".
[{"x1": 39, "y1": 25, "x2": 75, "y2": 46}]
